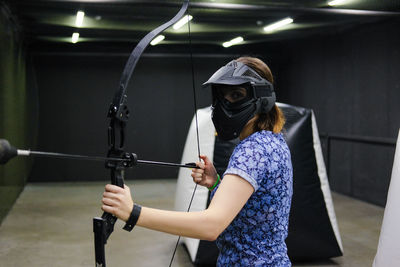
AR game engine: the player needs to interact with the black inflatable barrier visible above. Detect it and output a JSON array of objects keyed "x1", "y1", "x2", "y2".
[
  {"x1": 175, "y1": 103, "x2": 343, "y2": 265},
  {"x1": 279, "y1": 103, "x2": 342, "y2": 261}
]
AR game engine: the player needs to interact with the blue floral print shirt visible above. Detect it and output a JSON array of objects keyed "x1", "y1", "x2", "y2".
[{"x1": 212, "y1": 130, "x2": 293, "y2": 267}]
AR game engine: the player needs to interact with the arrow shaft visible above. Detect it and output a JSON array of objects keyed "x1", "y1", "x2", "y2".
[{"x1": 16, "y1": 149, "x2": 198, "y2": 169}]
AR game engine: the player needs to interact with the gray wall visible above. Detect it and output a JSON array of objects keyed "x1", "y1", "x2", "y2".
[
  {"x1": 29, "y1": 54, "x2": 230, "y2": 182},
  {"x1": 29, "y1": 18, "x2": 399, "y2": 207},
  {"x1": 277, "y1": 18, "x2": 400, "y2": 206}
]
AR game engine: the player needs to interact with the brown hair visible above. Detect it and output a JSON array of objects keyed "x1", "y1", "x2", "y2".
[{"x1": 236, "y1": 57, "x2": 285, "y2": 138}]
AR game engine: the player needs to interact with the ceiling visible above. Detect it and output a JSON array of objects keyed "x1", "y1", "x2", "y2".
[{"x1": 5, "y1": 0, "x2": 400, "y2": 53}]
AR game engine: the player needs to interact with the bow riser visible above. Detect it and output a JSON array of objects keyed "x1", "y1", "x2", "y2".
[{"x1": 94, "y1": 1, "x2": 190, "y2": 266}]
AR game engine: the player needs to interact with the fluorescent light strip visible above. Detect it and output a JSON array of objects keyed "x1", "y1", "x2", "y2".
[
  {"x1": 173, "y1": 15, "x2": 193, "y2": 30},
  {"x1": 76, "y1": 11, "x2": 85, "y2": 27},
  {"x1": 72, "y1": 33, "x2": 79, "y2": 43},
  {"x1": 222, "y1": 36, "x2": 244, "y2": 48},
  {"x1": 150, "y1": 35, "x2": 165, "y2": 46},
  {"x1": 263, "y1": 17, "x2": 293, "y2": 33},
  {"x1": 328, "y1": 0, "x2": 347, "y2": 6}
]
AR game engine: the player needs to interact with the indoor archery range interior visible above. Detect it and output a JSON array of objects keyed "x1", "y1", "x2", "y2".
[{"x1": 0, "y1": 0, "x2": 399, "y2": 266}]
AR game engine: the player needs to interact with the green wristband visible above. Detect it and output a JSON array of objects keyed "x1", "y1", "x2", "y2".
[{"x1": 208, "y1": 174, "x2": 220, "y2": 191}]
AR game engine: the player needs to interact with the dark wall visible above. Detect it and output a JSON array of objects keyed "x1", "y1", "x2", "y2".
[
  {"x1": 29, "y1": 54, "x2": 232, "y2": 182},
  {"x1": 276, "y1": 18, "x2": 400, "y2": 206},
  {"x1": 0, "y1": 3, "x2": 38, "y2": 224},
  {"x1": 29, "y1": 18, "x2": 399, "y2": 206}
]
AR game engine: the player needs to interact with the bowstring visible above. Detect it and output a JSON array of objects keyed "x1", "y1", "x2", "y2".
[{"x1": 168, "y1": 1, "x2": 201, "y2": 266}]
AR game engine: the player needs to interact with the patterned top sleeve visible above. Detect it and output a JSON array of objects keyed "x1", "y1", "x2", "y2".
[{"x1": 224, "y1": 135, "x2": 271, "y2": 191}]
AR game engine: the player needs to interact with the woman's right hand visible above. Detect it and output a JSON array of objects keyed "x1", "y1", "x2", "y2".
[{"x1": 191, "y1": 155, "x2": 218, "y2": 188}]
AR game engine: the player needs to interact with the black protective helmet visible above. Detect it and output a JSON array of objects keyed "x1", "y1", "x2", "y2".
[
  {"x1": 202, "y1": 60, "x2": 276, "y2": 113},
  {"x1": 202, "y1": 60, "x2": 276, "y2": 140}
]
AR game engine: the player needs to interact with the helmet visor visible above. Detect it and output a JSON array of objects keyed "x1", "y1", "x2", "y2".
[{"x1": 203, "y1": 60, "x2": 269, "y2": 87}]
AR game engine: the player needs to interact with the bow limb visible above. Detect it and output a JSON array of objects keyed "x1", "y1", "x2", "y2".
[
  {"x1": 110, "y1": 0, "x2": 189, "y2": 120},
  {"x1": 94, "y1": 2, "x2": 190, "y2": 267}
]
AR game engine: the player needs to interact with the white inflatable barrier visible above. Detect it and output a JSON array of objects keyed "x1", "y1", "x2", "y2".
[
  {"x1": 373, "y1": 129, "x2": 400, "y2": 267},
  {"x1": 174, "y1": 107, "x2": 215, "y2": 262}
]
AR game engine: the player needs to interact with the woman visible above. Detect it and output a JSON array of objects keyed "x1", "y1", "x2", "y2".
[{"x1": 102, "y1": 57, "x2": 293, "y2": 266}]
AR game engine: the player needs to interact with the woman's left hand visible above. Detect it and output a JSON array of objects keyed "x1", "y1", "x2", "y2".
[{"x1": 101, "y1": 184, "x2": 134, "y2": 222}]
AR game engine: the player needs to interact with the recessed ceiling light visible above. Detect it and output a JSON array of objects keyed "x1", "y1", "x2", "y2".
[
  {"x1": 173, "y1": 15, "x2": 193, "y2": 30},
  {"x1": 76, "y1": 11, "x2": 85, "y2": 27},
  {"x1": 150, "y1": 35, "x2": 165, "y2": 46},
  {"x1": 263, "y1": 17, "x2": 293, "y2": 33},
  {"x1": 71, "y1": 33, "x2": 79, "y2": 43},
  {"x1": 222, "y1": 36, "x2": 244, "y2": 48},
  {"x1": 328, "y1": 0, "x2": 347, "y2": 6}
]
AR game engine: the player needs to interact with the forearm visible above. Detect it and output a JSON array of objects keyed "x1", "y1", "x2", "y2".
[
  {"x1": 136, "y1": 207, "x2": 219, "y2": 241},
  {"x1": 103, "y1": 175, "x2": 253, "y2": 241}
]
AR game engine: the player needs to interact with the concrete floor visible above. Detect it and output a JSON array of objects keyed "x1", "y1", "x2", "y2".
[{"x1": 0, "y1": 179, "x2": 384, "y2": 267}]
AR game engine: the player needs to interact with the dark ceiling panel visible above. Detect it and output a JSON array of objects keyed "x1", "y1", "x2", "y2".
[{"x1": 5, "y1": 0, "x2": 400, "y2": 53}]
